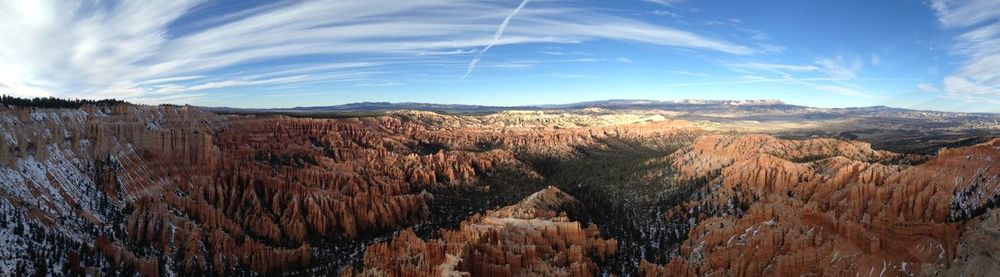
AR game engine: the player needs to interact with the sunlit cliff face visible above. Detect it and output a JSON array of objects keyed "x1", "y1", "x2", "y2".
[
  {"x1": 0, "y1": 103, "x2": 998, "y2": 275},
  {"x1": 646, "y1": 135, "x2": 1000, "y2": 276}
]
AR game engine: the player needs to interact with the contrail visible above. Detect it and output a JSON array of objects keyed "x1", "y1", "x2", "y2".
[{"x1": 463, "y1": 0, "x2": 531, "y2": 79}]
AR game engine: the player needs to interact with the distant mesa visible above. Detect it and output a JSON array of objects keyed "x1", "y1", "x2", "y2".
[{"x1": 202, "y1": 98, "x2": 792, "y2": 115}]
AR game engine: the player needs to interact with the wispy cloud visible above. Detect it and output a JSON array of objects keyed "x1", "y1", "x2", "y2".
[
  {"x1": 0, "y1": 0, "x2": 759, "y2": 103},
  {"x1": 917, "y1": 83, "x2": 939, "y2": 92},
  {"x1": 930, "y1": 0, "x2": 1000, "y2": 28},
  {"x1": 869, "y1": 54, "x2": 882, "y2": 66},
  {"x1": 728, "y1": 63, "x2": 819, "y2": 73},
  {"x1": 463, "y1": 0, "x2": 531, "y2": 79},
  {"x1": 704, "y1": 18, "x2": 743, "y2": 27},
  {"x1": 354, "y1": 82, "x2": 403, "y2": 87},
  {"x1": 812, "y1": 85, "x2": 866, "y2": 97},
  {"x1": 700, "y1": 18, "x2": 784, "y2": 54},
  {"x1": 660, "y1": 75, "x2": 868, "y2": 97},
  {"x1": 929, "y1": 0, "x2": 1000, "y2": 102},
  {"x1": 538, "y1": 50, "x2": 594, "y2": 56},
  {"x1": 135, "y1": 76, "x2": 207, "y2": 86},
  {"x1": 723, "y1": 55, "x2": 870, "y2": 97},
  {"x1": 546, "y1": 73, "x2": 600, "y2": 79},
  {"x1": 814, "y1": 55, "x2": 864, "y2": 79},
  {"x1": 644, "y1": 0, "x2": 685, "y2": 6},
  {"x1": 652, "y1": 10, "x2": 680, "y2": 17},
  {"x1": 150, "y1": 72, "x2": 373, "y2": 94}
]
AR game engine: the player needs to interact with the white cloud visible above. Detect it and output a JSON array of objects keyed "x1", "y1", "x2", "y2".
[
  {"x1": 464, "y1": 0, "x2": 531, "y2": 79},
  {"x1": 520, "y1": 20, "x2": 754, "y2": 55},
  {"x1": 749, "y1": 31, "x2": 770, "y2": 41},
  {"x1": 151, "y1": 72, "x2": 373, "y2": 94},
  {"x1": 136, "y1": 76, "x2": 206, "y2": 85},
  {"x1": 813, "y1": 85, "x2": 865, "y2": 97},
  {"x1": 870, "y1": 54, "x2": 881, "y2": 66},
  {"x1": 616, "y1": 57, "x2": 634, "y2": 63},
  {"x1": 930, "y1": 0, "x2": 1000, "y2": 28},
  {"x1": 728, "y1": 63, "x2": 819, "y2": 73},
  {"x1": 0, "y1": 0, "x2": 201, "y2": 99},
  {"x1": 929, "y1": 0, "x2": 1000, "y2": 102},
  {"x1": 546, "y1": 73, "x2": 599, "y2": 79},
  {"x1": 703, "y1": 18, "x2": 742, "y2": 27},
  {"x1": 354, "y1": 82, "x2": 403, "y2": 87},
  {"x1": 723, "y1": 55, "x2": 871, "y2": 97},
  {"x1": 662, "y1": 74, "x2": 871, "y2": 97},
  {"x1": 813, "y1": 55, "x2": 864, "y2": 79},
  {"x1": 0, "y1": 0, "x2": 759, "y2": 103},
  {"x1": 652, "y1": 10, "x2": 680, "y2": 17},
  {"x1": 728, "y1": 55, "x2": 864, "y2": 80},
  {"x1": 538, "y1": 50, "x2": 593, "y2": 56},
  {"x1": 917, "y1": 83, "x2": 939, "y2": 92},
  {"x1": 943, "y1": 75, "x2": 996, "y2": 95},
  {"x1": 755, "y1": 44, "x2": 785, "y2": 54},
  {"x1": 645, "y1": 0, "x2": 685, "y2": 6}
]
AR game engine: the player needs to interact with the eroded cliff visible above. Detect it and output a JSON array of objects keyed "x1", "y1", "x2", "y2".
[
  {"x1": 342, "y1": 186, "x2": 617, "y2": 276},
  {"x1": 644, "y1": 135, "x2": 1000, "y2": 276},
  {"x1": 2, "y1": 103, "x2": 998, "y2": 276}
]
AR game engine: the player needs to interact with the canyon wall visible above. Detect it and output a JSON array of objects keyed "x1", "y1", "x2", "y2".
[
  {"x1": 644, "y1": 135, "x2": 1000, "y2": 276},
  {"x1": 2, "y1": 103, "x2": 997, "y2": 276},
  {"x1": 342, "y1": 186, "x2": 618, "y2": 276},
  {"x1": 0, "y1": 104, "x2": 221, "y2": 275},
  {"x1": 0, "y1": 105, "x2": 695, "y2": 275}
]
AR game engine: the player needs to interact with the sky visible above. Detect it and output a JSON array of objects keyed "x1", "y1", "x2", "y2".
[{"x1": 0, "y1": 0, "x2": 998, "y2": 112}]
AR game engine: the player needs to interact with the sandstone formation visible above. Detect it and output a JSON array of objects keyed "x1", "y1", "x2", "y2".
[
  {"x1": 0, "y1": 104, "x2": 224, "y2": 274},
  {"x1": 107, "y1": 113, "x2": 548, "y2": 274},
  {"x1": 342, "y1": 186, "x2": 617, "y2": 276},
  {"x1": 0, "y1": 103, "x2": 696, "y2": 275},
  {"x1": 645, "y1": 135, "x2": 1000, "y2": 276},
  {"x1": 922, "y1": 209, "x2": 1000, "y2": 275},
  {"x1": 2, "y1": 102, "x2": 998, "y2": 276}
]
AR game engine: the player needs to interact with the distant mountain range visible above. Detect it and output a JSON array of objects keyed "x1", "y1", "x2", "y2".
[
  {"x1": 202, "y1": 99, "x2": 1000, "y2": 117},
  {"x1": 203, "y1": 99, "x2": 797, "y2": 114}
]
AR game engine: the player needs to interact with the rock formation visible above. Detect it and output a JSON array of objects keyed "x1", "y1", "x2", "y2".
[
  {"x1": 0, "y1": 103, "x2": 698, "y2": 275},
  {"x1": 2, "y1": 102, "x2": 998, "y2": 276},
  {"x1": 645, "y1": 135, "x2": 1000, "y2": 276},
  {"x1": 342, "y1": 186, "x2": 617, "y2": 276}
]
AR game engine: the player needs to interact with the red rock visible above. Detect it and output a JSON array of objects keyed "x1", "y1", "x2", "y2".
[{"x1": 647, "y1": 135, "x2": 1000, "y2": 276}]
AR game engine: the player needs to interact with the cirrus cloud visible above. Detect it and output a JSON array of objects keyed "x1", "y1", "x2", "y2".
[
  {"x1": 0, "y1": 0, "x2": 759, "y2": 104},
  {"x1": 929, "y1": 0, "x2": 1000, "y2": 103}
]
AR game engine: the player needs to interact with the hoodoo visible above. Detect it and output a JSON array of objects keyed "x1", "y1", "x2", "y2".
[{"x1": 0, "y1": 99, "x2": 998, "y2": 275}]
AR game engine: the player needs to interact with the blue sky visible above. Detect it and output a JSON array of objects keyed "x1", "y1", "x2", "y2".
[{"x1": 0, "y1": 0, "x2": 998, "y2": 112}]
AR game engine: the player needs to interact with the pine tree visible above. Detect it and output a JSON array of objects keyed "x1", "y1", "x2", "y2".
[{"x1": 0, "y1": 94, "x2": 127, "y2": 108}]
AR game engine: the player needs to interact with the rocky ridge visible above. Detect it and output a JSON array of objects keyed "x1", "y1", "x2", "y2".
[
  {"x1": 342, "y1": 186, "x2": 617, "y2": 276},
  {"x1": 1, "y1": 102, "x2": 998, "y2": 276},
  {"x1": 0, "y1": 104, "x2": 695, "y2": 275},
  {"x1": 643, "y1": 135, "x2": 1000, "y2": 276}
]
